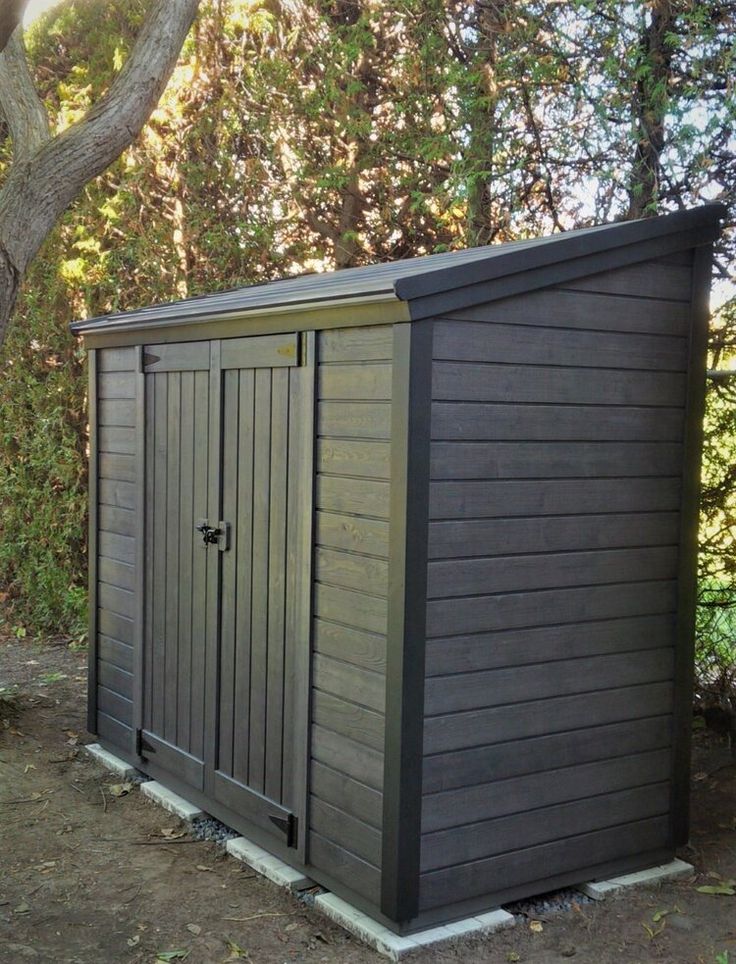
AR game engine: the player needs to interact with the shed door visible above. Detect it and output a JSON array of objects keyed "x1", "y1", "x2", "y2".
[{"x1": 138, "y1": 335, "x2": 313, "y2": 850}]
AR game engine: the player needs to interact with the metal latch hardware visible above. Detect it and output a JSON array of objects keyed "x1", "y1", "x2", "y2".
[{"x1": 195, "y1": 520, "x2": 230, "y2": 551}]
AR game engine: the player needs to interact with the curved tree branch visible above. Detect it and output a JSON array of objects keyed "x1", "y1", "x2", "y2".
[
  {"x1": 0, "y1": 26, "x2": 50, "y2": 163},
  {"x1": 0, "y1": 0, "x2": 202, "y2": 344}
]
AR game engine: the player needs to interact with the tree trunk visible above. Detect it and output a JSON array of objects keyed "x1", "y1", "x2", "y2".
[
  {"x1": 0, "y1": 0, "x2": 201, "y2": 346},
  {"x1": 0, "y1": 244, "x2": 19, "y2": 337},
  {"x1": 626, "y1": 0, "x2": 675, "y2": 219},
  {"x1": 466, "y1": 1, "x2": 506, "y2": 246}
]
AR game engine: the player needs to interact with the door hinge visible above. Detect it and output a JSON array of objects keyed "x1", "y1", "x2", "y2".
[
  {"x1": 269, "y1": 812, "x2": 297, "y2": 848},
  {"x1": 135, "y1": 728, "x2": 154, "y2": 759}
]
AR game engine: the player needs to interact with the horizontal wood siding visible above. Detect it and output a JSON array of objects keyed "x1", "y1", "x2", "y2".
[
  {"x1": 308, "y1": 326, "x2": 392, "y2": 906},
  {"x1": 95, "y1": 347, "x2": 138, "y2": 751},
  {"x1": 419, "y1": 256, "x2": 693, "y2": 911}
]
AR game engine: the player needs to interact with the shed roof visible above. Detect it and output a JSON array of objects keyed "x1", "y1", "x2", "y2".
[{"x1": 71, "y1": 205, "x2": 724, "y2": 336}]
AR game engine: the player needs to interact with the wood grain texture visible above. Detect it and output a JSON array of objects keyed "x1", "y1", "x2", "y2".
[
  {"x1": 429, "y1": 478, "x2": 682, "y2": 518},
  {"x1": 308, "y1": 326, "x2": 392, "y2": 903},
  {"x1": 418, "y1": 816, "x2": 670, "y2": 910},
  {"x1": 433, "y1": 362, "x2": 686, "y2": 407},
  {"x1": 431, "y1": 402, "x2": 685, "y2": 442},
  {"x1": 440, "y1": 287, "x2": 691, "y2": 336},
  {"x1": 423, "y1": 715, "x2": 672, "y2": 793},
  {"x1": 428, "y1": 512, "x2": 680, "y2": 559},
  {"x1": 433, "y1": 320, "x2": 688, "y2": 371},
  {"x1": 428, "y1": 546, "x2": 678, "y2": 599}
]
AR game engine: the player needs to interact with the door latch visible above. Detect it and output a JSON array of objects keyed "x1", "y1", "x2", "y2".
[{"x1": 195, "y1": 520, "x2": 230, "y2": 550}]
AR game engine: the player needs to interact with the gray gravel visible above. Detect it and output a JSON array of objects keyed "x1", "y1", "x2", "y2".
[
  {"x1": 191, "y1": 815, "x2": 239, "y2": 845},
  {"x1": 505, "y1": 886, "x2": 595, "y2": 920}
]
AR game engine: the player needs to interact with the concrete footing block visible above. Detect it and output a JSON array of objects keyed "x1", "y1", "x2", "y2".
[
  {"x1": 85, "y1": 743, "x2": 141, "y2": 781},
  {"x1": 313, "y1": 892, "x2": 515, "y2": 960},
  {"x1": 140, "y1": 780, "x2": 204, "y2": 821},
  {"x1": 226, "y1": 836, "x2": 313, "y2": 892},
  {"x1": 579, "y1": 859, "x2": 694, "y2": 901}
]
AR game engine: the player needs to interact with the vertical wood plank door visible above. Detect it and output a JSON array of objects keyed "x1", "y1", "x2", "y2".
[
  {"x1": 137, "y1": 334, "x2": 313, "y2": 849},
  {"x1": 213, "y1": 333, "x2": 314, "y2": 849},
  {"x1": 140, "y1": 344, "x2": 213, "y2": 792}
]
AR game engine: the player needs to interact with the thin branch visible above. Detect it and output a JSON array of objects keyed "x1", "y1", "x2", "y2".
[
  {"x1": 0, "y1": 0, "x2": 201, "y2": 278},
  {"x1": 0, "y1": 26, "x2": 50, "y2": 164}
]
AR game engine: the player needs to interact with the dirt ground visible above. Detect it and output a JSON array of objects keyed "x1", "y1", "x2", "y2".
[{"x1": 1, "y1": 636, "x2": 735, "y2": 964}]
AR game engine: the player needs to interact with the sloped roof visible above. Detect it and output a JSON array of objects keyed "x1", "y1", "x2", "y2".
[{"x1": 71, "y1": 205, "x2": 724, "y2": 335}]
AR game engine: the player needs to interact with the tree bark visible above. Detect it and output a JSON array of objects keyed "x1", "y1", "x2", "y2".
[
  {"x1": 466, "y1": 0, "x2": 507, "y2": 246},
  {"x1": 0, "y1": 0, "x2": 201, "y2": 346},
  {"x1": 626, "y1": 0, "x2": 675, "y2": 219}
]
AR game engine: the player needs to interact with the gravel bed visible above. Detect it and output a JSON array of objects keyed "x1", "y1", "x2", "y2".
[
  {"x1": 191, "y1": 815, "x2": 239, "y2": 845},
  {"x1": 505, "y1": 886, "x2": 595, "y2": 920}
]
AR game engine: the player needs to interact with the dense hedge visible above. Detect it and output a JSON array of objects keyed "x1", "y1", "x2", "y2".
[{"x1": 0, "y1": 0, "x2": 733, "y2": 689}]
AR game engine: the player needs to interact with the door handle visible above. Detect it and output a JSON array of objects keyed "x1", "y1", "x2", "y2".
[{"x1": 195, "y1": 520, "x2": 230, "y2": 551}]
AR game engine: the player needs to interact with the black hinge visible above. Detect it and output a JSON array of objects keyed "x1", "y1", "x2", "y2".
[
  {"x1": 269, "y1": 812, "x2": 297, "y2": 848},
  {"x1": 135, "y1": 728, "x2": 154, "y2": 759}
]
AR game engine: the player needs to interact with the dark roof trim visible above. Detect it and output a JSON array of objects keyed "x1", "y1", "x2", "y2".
[
  {"x1": 395, "y1": 204, "x2": 725, "y2": 303},
  {"x1": 71, "y1": 204, "x2": 724, "y2": 337}
]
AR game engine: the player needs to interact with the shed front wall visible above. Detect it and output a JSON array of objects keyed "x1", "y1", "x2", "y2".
[
  {"x1": 419, "y1": 251, "x2": 698, "y2": 912},
  {"x1": 88, "y1": 326, "x2": 392, "y2": 911}
]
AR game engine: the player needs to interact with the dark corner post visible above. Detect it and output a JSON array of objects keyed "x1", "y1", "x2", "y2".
[
  {"x1": 87, "y1": 347, "x2": 99, "y2": 735},
  {"x1": 132, "y1": 344, "x2": 146, "y2": 759},
  {"x1": 671, "y1": 217, "x2": 721, "y2": 847},
  {"x1": 381, "y1": 320, "x2": 433, "y2": 924}
]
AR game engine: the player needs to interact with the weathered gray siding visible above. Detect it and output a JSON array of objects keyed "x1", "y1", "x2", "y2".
[
  {"x1": 308, "y1": 325, "x2": 392, "y2": 906},
  {"x1": 94, "y1": 347, "x2": 139, "y2": 751},
  {"x1": 419, "y1": 255, "x2": 693, "y2": 911}
]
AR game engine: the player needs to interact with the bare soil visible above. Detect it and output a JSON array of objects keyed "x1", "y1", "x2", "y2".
[{"x1": 1, "y1": 635, "x2": 735, "y2": 964}]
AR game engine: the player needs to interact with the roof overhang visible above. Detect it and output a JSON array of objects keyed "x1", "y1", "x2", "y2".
[{"x1": 73, "y1": 204, "x2": 725, "y2": 348}]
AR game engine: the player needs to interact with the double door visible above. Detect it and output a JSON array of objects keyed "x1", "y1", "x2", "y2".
[{"x1": 136, "y1": 333, "x2": 313, "y2": 850}]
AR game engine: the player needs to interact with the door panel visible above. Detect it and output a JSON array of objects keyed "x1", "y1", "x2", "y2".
[
  {"x1": 139, "y1": 334, "x2": 313, "y2": 849},
  {"x1": 141, "y1": 367, "x2": 211, "y2": 791},
  {"x1": 215, "y1": 362, "x2": 309, "y2": 846}
]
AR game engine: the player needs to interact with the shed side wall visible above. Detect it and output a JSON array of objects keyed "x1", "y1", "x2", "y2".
[
  {"x1": 419, "y1": 253, "x2": 694, "y2": 912},
  {"x1": 93, "y1": 347, "x2": 140, "y2": 752},
  {"x1": 307, "y1": 325, "x2": 392, "y2": 907}
]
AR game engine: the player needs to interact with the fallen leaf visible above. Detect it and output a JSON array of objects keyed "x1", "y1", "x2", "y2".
[
  {"x1": 224, "y1": 940, "x2": 247, "y2": 959},
  {"x1": 643, "y1": 922, "x2": 666, "y2": 939},
  {"x1": 506, "y1": 953, "x2": 520, "y2": 963},
  {"x1": 161, "y1": 828, "x2": 186, "y2": 840},
  {"x1": 652, "y1": 909, "x2": 671, "y2": 923},
  {"x1": 529, "y1": 920, "x2": 543, "y2": 933},
  {"x1": 156, "y1": 951, "x2": 189, "y2": 962},
  {"x1": 24, "y1": 764, "x2": 35, "y2": 774},
  {"x1": 285, "y1": 922, "x2": 299, "y2": 932},
  {"x1": 186, "y1": 924, "x2": 201, "y2": 935},
  {"x1": 126, "y1": 935, "x2": 140, "y2": 947},
  {"x1": 13, "y1": 901, "x2": 30, "y2": 915},
  {"x1": 696, "y1": 885, "x2": 736, "y2": 896},
  {"x1": 196, "y1": 865, "x2": 212, "y2": 872},
  {"x1": 107, "y1": 782, "x2": 134, "y2": 798}
]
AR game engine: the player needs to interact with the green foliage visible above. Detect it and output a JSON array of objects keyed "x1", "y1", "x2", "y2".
[
  {"x1": 0, "y1": 0, "x2": 734, "y2": 665},
  {"x1": 0, "y1": 230, "x2": 88, "y2": 636},
  {"x1": 697, "y1": 301, "x2": 736, "y2": 692}
]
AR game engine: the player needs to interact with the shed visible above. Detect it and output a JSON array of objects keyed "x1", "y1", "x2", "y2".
[{"x1": 72, "y1": 205, "x2": 723, "y2": 933}]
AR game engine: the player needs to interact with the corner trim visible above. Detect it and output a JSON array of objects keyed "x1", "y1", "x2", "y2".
[
  {"x1": 132, "y1": 345, "x2": 146, "y2": 760},
  {"x1": 381, "y1": 320, "x2": 433, "y2": 922},
  {"x1": 671, "y1": 243, "x2": 714, "y2": 846},
  {"x1": 86, "y1": 349, "x2": 99, "y2": 734}
]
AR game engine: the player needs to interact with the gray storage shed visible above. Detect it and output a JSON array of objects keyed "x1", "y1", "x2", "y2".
[{"x1": 72, "y1": 205, "x2": 722, "y2": 933}]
